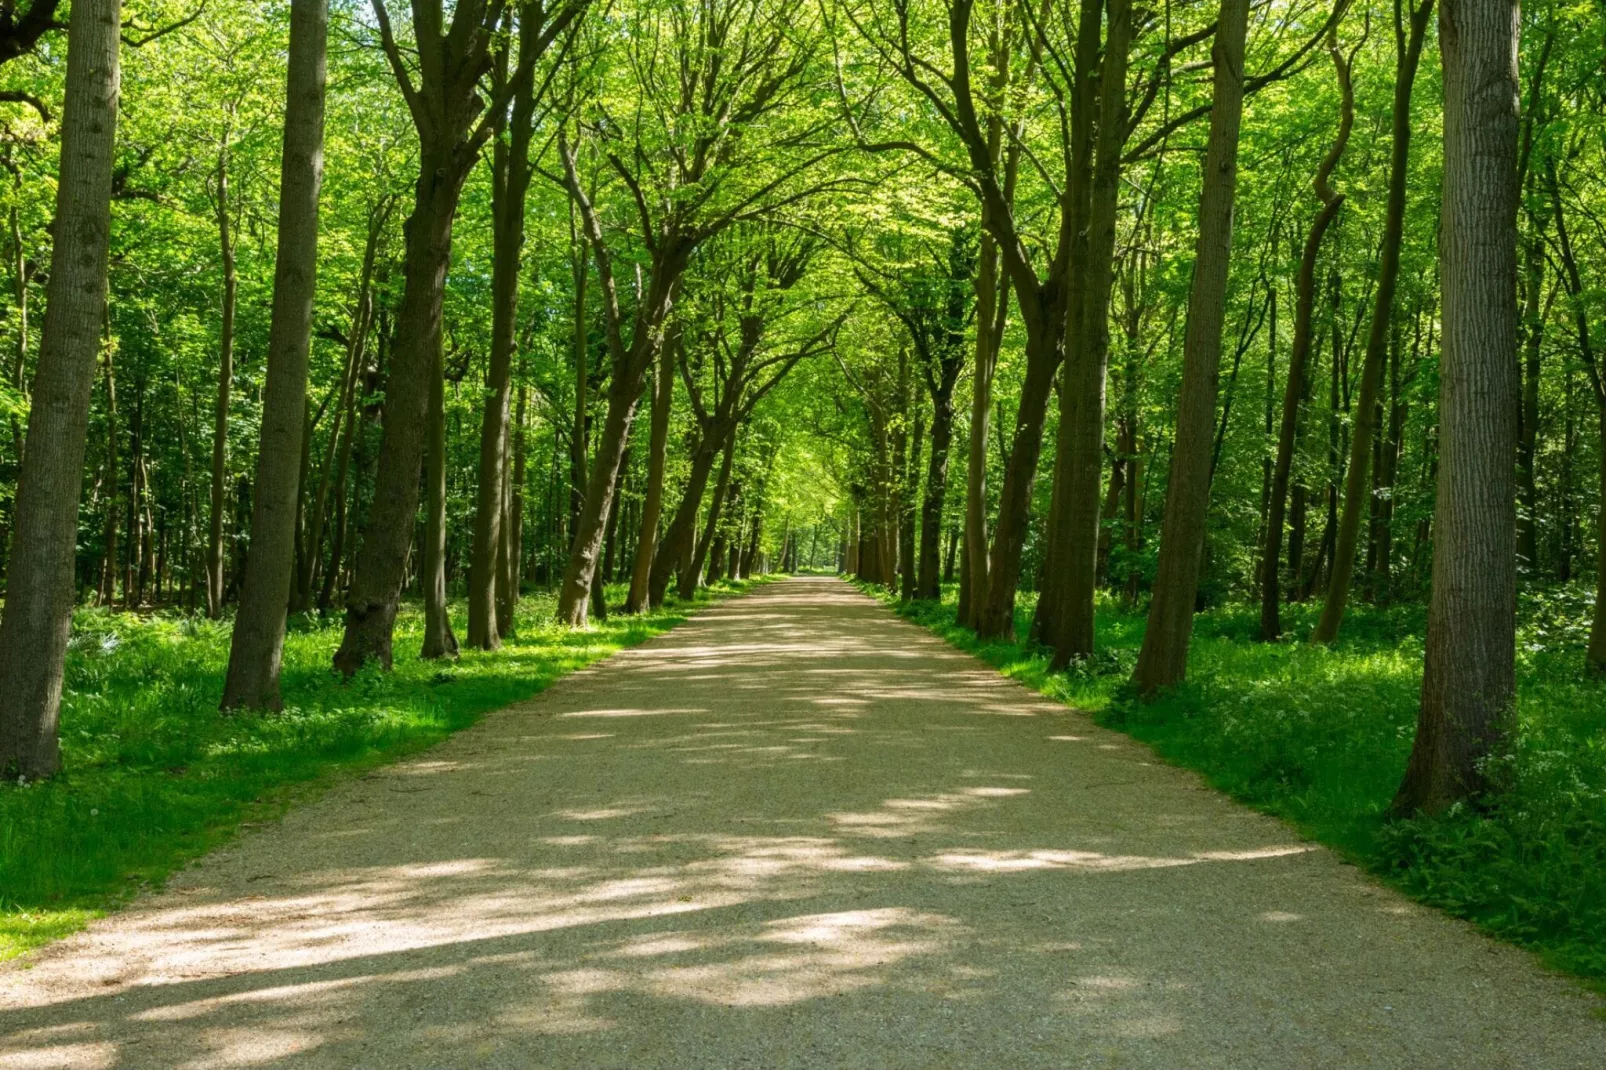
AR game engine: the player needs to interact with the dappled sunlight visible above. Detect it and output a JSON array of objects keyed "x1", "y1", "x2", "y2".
[{"x1": 5, "y1": 578, "x2": 1602, "y2": 1069}]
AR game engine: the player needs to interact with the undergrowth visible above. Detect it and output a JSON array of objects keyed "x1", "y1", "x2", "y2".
[
  {"x1": 0, "y1": 579, "x2": 762, "y2": 961},
  {"x1": 876, "y1": 581, "x2": 1606, "y2": 983}
]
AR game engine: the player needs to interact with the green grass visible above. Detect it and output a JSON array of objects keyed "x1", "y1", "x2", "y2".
[
  {"x1": 0, "y1": 579, "x2": 766, "y2": 961},
  {"x1": 873, "y1": 580, "x2": 1606, "y2": 983}
]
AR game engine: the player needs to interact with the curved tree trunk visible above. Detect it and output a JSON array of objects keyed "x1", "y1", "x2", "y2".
[
  {"x1": 680, "y1": 431, "x2": 735, "y2": 601},
  {"x1": 222, "y1": 0, "x2": 329, "y2": 710},
  {"x1": 333, "y1": 152, "x2": 464, "y2": 674},
  {"x1": 0, "y1": 0, "x2": 121, "y2": 779},
  {"x1": 1130, "y1": 0, "x2": 1252, "y2": 697},
  {"x1": 1392, "y1": 0, "x2": 1520, "y2": 814},
  {"x1": 626, "y1": 330, "x2": 675, "y2": 612},
  {"x1": 468, "y1": 56, "x2": 535, "y2": 650},
  {"x1": 1259, "y1": 24, "x2": 1354, "y2": 642},
  {"x1": 1313, "y1": 0, "x2": 1432, "y2": 644}
]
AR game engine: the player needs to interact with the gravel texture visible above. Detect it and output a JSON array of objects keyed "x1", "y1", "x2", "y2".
[{"x1": 3, "y1": 576, "x2": 1604, "y2": 1069}]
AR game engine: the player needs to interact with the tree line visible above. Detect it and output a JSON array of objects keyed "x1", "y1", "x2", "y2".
[{"x1": 0, "y1": 0, "x2": 1591, "y2": 826}]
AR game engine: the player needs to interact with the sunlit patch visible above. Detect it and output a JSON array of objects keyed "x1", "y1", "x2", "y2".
[
  {"x1": 0, "y1": 1042, "x2": 119, "y2": 1069},
  {"x1": 558, "y1": 707, "x2": 708, "y2": 718},
  {"x1": 554, "y1": 807, "x2": 652, "y2": 821},
  {"x1": 1046, "y1": 735, "x2": 1088, "y2": 742},
  {"x1": 609, "y1": 934, "x2": 709, "y2": 958},
  {"x1": 179, "y1": 1028, "x2": 321, "y2": 1068},
  {"x1": 1259, "y1": 911, "x2": 1303, "y2": 923},
  {"x1": 555, "y1": 733, "x2": 614, "y2": 740},
  {"x1": 960, "y1": 787, "x2": 1029, "y2": 798}
]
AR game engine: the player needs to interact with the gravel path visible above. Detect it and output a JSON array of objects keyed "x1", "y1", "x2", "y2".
[{"x1": 4, "y1": 576, "x2": 1604, "y2": 1069}]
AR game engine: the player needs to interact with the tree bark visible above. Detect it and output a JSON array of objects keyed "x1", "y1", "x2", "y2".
[
  {"x1": 680, "y1": 430, "x2": 735, "y2": 601},
  {"x1": 1546, "y1": 162, "x2": 1606, "y2": 673},
  {"x1": 1259, "y1": 23, "x2": 1353, "y2": 641},
  {"x1": 222, "y1": 0, "x2": 328, "y2": 710},
  {"x1": 626, "y1": 327, "x2": 675, "y2": 612},
  {"x1": 419, "y1": 329, "x2": 458, "y2": 659},
  {"x1": 207, "y1": 131, "x2": 236, "y2": 620},
  {"x1": 334, "y1": 143, "x2": 467, "y2": 673},
  {"x1": 1392, "y1": 0, "x2": 1520, "y2": 814},
  {"x1": 1313, "y1": 3, "x2": 1430, "y2": 643},
  {"x1": 1051, "y1": 0, "x2": 1132, "y2": 667},
  {"x1": 1130, "y1": 0, "x2": 1252, "y2": 697},
  {"x1": 0, "y1": 0, "x2": 121, "y2": 779},
  {"x1": 468, "y1": 32, "x2": 538, "y2": 650}
]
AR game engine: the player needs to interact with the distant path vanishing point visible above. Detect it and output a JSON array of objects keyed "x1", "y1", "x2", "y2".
[{"x1": 4, "y1": 576, "x2": 1603, "y2": 1069}]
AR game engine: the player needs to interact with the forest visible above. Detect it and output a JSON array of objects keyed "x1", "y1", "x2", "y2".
[{"x1": 0, "y1": 0, "x2": 1603, "y2": 997}]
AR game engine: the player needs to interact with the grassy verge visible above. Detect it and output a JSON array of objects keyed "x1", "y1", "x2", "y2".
[
  {"x1": 867, "y1": 581, "x2": 1606, "y2": 983},
  {"x1": 0, "y1": 579, "x2": 767, "y2": 961}
]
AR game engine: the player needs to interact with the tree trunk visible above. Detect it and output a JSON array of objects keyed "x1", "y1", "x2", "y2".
[
  {"x1": 1260, "y1": 28, "x2": 1354, "y2": 641},
  {"x1": 649, "y1": 425, "x2": 726, "y2": 606},
  {"x1": 318, "y1": 356, "x2": 361, "y2": 612},
  {"x1": 333, "y1": 144, "x2": 466, "y2": 674},
  {"x1": 960, "y1": 234, "x2": 1001, "y2": 627},
  {"x1": 974, "y1": 329, "x2": 1060, "y2": 638},
  {"x1": 498, "y1": 385, "x2": 527, "y2": 637},
  {"x1": 569, "y1": 243, "x2": 588, "y2": 544},
  {"x1": 1130, "y1": 0, "x2": 1252, "y2": 697},
  {"x1": 468, "y1": 54, "x2": 536, "y2": 650},
  {"x1": 627, "y1": 329, "x2": 675, "y2": 612},
  {"x1": 1392, "y1": 0, "x2": 1520, "y2": 814},
  {"x1": 681, "y1": 431, "x2": 735, "y2": 601},
  {"x1": 1316, "y1": 14, "x2": 1423, "y2": 643},
  {"x1": 1051, "y1": 0, "x2": 1132, "y2": 667},
  {"x1": 207, "y1": 133, "x2": 237, "y2": 620},
  {"x1": 97, "y1": 348, "x2": 118, "y2": 605},
  {"x1": 1515, "y1": 218, "x2": 1543, "y2": 572},
  {"x1": 222, "y1": 0, "x2": 328, "y2": 710},
  {"x1": 917, "y1": 388, "x2": 954, "y2": 599},
  {"x1": 1546, "y1": 161, "x2": 1606, "y2": 672},
  {"x1": 419, "y1": 336, "x2": 458, "y2": 660},
  {"x1": 0, "y1": 0, "x2": 121, "y2": 779}
]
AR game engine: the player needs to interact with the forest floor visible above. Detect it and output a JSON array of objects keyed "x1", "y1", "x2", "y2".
[{"x1": 3, "y1": 576, "x2": 1603, "y2": 1069}]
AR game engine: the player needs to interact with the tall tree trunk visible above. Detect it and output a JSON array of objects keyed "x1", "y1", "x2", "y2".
[
  {"x1": 627, "y1": 329, "x2": 675, "y2": 612},
  {"x1": 1314, "y1": 0, "x2": 1421, "y2": 644},
  {"x1": 1130, "y1": 0, "x2": 1252, "y2": 697},
  {"x1": 221, "y1": 0, "x2": 329, "y2": 710},
  {"x1": 420, "y1": 337, "x2": 458, "y2": 659},
  {"x1": 1259, "y1": 26, "x2": 1353, "y2": 641},
  {"x1": 0, "y1": 0, "x2": 121, "y2": 779},
  {"x1": 207, "y1": 132, "x2": 237, "y2": 620},
  {"x1": 917, "y1": 387, "x2": 954, "y2": 599},
  {"x1": 498, "y1": 384, "x2": 527, "y2": 636},
  {"x1": 468, "y1": 41, "x2": 537, "y2": 650},
  {"x1": 649, "y1": 425, "x2": 726, "y2": 606},
  {"x1": 681, "y1": 431, "x2": 735, "y2": 601},
  {"x1": 97, "y1": 348, "x2": 118, "y2": 605},
  {"x1": 568, "y1": 241, "x2": 588, "y2": 544},
  {"x1": 1547, "y1": 162, "x2": 1606, "y2": 673},
  {"x1": 318, "y1": 358, "x2": 361, "y2": 612},
  {"x1": 333, "y1": 143, "x2": 467, "y2": 674},
  {"x1": 959, "y1": 232, "x2": 999, "y2": 627},
  {"x1": 1051, "y1": 0, "x2": 1132, "y2": 667},
  {"x1": 1392, "y1": 0, "x2": 1520, "y2": 814},
  {"x1": 1515, "y1": 215, "x2": 1544, "y2": 571}
]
